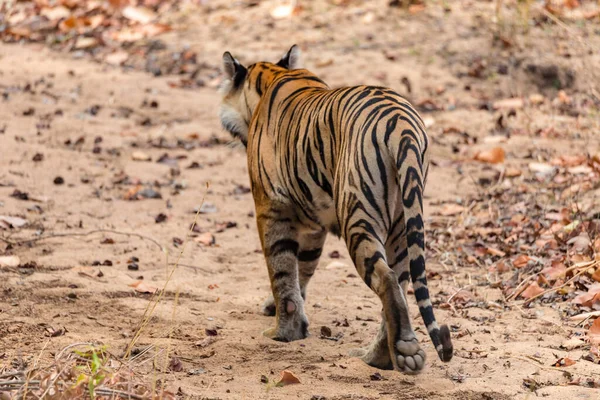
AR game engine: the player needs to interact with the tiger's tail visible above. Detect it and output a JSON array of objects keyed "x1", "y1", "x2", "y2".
[{"x1": 395, "y1": 131, "x2": 453, "y2": 362}]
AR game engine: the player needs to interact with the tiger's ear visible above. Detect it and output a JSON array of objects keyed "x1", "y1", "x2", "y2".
[
  {"x1": 276, "y1": 45, "x2": 301, "y2": 69},
  {"x1": 222, "y1": 51, "x2": 247, "y2": 88}
]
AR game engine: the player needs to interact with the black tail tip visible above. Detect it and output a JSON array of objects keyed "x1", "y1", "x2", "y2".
[{"x1": 438, "y1": 325, "x2": 453, "y2": 362}]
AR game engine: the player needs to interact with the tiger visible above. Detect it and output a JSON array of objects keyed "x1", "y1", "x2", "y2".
[{"x1": 218, "y1": 45, "x2": 453, "y2": 373}]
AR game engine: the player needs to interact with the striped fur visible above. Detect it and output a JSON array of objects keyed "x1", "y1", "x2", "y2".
[{"x1": 219, "y1": 46, "x2": 453, "y2": 373}]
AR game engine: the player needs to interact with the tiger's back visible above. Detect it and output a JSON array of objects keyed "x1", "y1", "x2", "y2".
[{"x1": 219, "y1": 45, "x2": 453, "y2": 374}]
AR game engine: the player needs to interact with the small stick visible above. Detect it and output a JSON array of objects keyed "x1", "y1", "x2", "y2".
[
  {"x1": 523, "y1": 268, "x2": 589, "y2": 306},
  {"x1": 2, "y1": 229, "x2": 164, "y2": 252},
  {"x1": 570, "y1": 311, "x2": 600, "y2": 322}
]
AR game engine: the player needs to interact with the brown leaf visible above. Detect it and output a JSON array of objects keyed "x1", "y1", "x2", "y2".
[
  {"x1": 122, "y1": 6, "x2": 157, "y2": 24},
  {"x1": 588, "y1": 318, "x2": 600, "y2": 345},
  {"x1": 195, "y1": 232, "x2": 215, "y2": 246},
  {"x1": 493, "y1": 98, "x2": 524, "y2": 110},
  {"x1": 132, "y1": 151, "x2": 151, "y2": 161},
  {"x1": 540, "y1": 261, "x2": 567, "y2": 280},
  {"x1": 474, "y1": 147, "x2": 505, "y2": 164},
  {"x1": 129, "y1": 280, "x2": 158, "y2": 294},
  {"x1": 486, "y1": 247, "x2": 506, "y2": 257},
  {"x1": 573, "y1": 284, "x2": 600, "y2": 307},
  {"x1": 520, "y1": 282, "x2": 544, "y2": 300},
  {"x1": 276, "y1": 370, "x2": 301, "y2": 386},
  {"x1": 0, "y1": 215, "x2": 28, "y2": 229},
  {"x1": 552, "y1": 357, "x2": 576, "y2": 367},
  {"x1": 512, "y1": 255, "x2": 531, "y2": 268}
]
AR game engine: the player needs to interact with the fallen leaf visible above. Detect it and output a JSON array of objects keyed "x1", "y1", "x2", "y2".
[
  {"x1": 276, "y1": 370, "x2": 301, "y2": 386},
  {"x1": 512, "y1": 255, "x2": 531, "y2": 268},
  {"x1": 552, "y1": 357, "x2": 576, "y2": 367},
  {"x1": 474, "y1": 147, "x2": 505, "y2": 164},
  {"x1": 588, "y1": 318, "x2": 600, "y2": 345},
  {"x1": 493, "y1": 98, "x2": 524, "y2": 110},
  {"x1": 573, "y1": 283, "x2": 600, "y2": 307},
  {"x1": 74, "y1": 37, "x2": 98, "y2": 49},
  {"x1": 561, "y1": 337, "x2": 585, "y2": 350},
  {"x1": 0, "y1": 215, "x2": 28, "y2": 229},
  {"x1": 40, "y1": 6, "x2": 71, "y2": 21},
  {"x1": 105, "y1": 51, "x2": 129, "y2": 65},
  {"x1": 0, "y1": 256, "x2": 20, "y2": 268},
  {"x1": 122, "y1": 6, "x2": 157, "y2": 23},
  {"x1": 270, "y1": 4, "x2": 298, "y2": 19},
  {"x1": 132, "y1": 151, "x2": 151, "y2": 161},
  {"x1": 325, "y1": 261, "x2": 347, "y2": 270},
  {"x1": 529, "y1": 93, "x2": 545, "y2": 105},
  {"x1": 520, "y1": 281, "x2": 544, "y2": 300},
  {"x1": 129, "y1": 280, "x2": 158, "y2": 294},
  {"x1": 195, "y1": 232, "x2": 215, "y2": 246},
  {"x1": 540, "y1": 261, "x2": 567, "y2": 280}
]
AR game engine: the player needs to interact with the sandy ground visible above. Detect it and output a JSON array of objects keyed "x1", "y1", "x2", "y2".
[{"x1": 2, "y1": 1, "x2": 600, "y2": 399}]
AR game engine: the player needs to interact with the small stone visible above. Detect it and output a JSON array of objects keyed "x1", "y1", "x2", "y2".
[
  {"x1": 53, "y1": 176, "x2": 65, "y2": 185},
  {"x1": 128, "y1": 263, "x2": 139, "y2": 271}
]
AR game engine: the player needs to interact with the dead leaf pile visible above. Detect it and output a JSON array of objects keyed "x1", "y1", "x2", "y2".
[{"x1": 428, "y1": 151, "x2": 600, "y2": 313}]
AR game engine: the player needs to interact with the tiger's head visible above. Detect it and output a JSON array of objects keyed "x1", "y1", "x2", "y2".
[{"x1": 218, "y1": 45, "x2": 301, "y2": 146}]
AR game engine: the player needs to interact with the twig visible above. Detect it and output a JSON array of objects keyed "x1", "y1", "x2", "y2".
[
  {"x1": 446, "y1": 285, "x2": 473, "y2": 304},
  {"x1": 95, "y1": 387, "x2": 145, "y2": 400},
  {"x1": 523, "y1": 267, "x2": 590, "y2": 306},
  {"x1": 570, "y1": 310, "x2": 600, "y2": 322},
  {"x1": 512, "y1": 355, "x2": 600, "y2": 378},
  {"x1": 1, "y1": 229, "x2": 164, "y2": 252}
]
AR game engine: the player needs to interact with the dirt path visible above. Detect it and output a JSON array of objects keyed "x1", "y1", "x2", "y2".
[{"x1": 2, "y1": 1, "x2": 600, "y2": 399}]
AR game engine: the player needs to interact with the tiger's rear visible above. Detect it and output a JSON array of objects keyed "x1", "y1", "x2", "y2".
[{"x1": 219, "y1": 45, "x2": 453, "y2": 374}]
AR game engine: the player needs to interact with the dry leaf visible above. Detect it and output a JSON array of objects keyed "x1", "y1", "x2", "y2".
[
  {"x1": 474, "y1": 147, "x2": 505, "y2": 164},
  {"x1": 122, "y1": 6, "x2": 157, "y2": 24},
  {"x1": 105, "y1": 51, "x2": 129, "y2": 65},
  {"x1": 276, "y1": 370, "x2": 301, "y2": 386},
  {"x1": 512, "y1": 255, "x2": 531, "y2": 268},
  {"x1": 0, "y1": 256, "x2": 21, "y2": 268},
  {"x1": 486, "y1": 247, "x2": 506, "y2": 257},
  {"x1": 325, "y1": 261, "x2": 347, "y2": 270},
  {"x1": 521, "y1": 281, "x2": 544, "y2": 300},
  {"x1": 588, "y1": 318, "x2": 600, "y2": 345},
  {"x1": 270, "y1": 4, "x2": 299, "y2": 19},
  {"x1": 195, "y1": 232, "x2": 215, "y2": 246},
  {"x1": 74, "y1": 37, "x2": 98, "y2": 49},
  {"x1": 552, "y1": 357, "x2": 576, "y2": 367},
  {"x1": 561, "y1": 337, "x2": 585, "y2": 350},
  {"x1": 493, "y1": 98, "x2": 524, "y2": 110},
  {"x1": 132, "y1": 151, "x2": 151, "y2": 161},
  {"x1": 540, "y1": 261, "x2": 567, "y2": 280},
  {"x1": 40, "y1": 6, "x2": 71, "y2": 21},
  {"x1": 0, "y1": 215, "x2": 28, "y2": 229},
  {"x1": 573, "y1": 284, "x2": 600, "y2": 307},
  {"x1": 129, "y1": 280, "x2": 158, "y2": 294}
]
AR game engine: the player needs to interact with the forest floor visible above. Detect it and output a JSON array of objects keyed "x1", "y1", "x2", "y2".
[{"x1": 2, "y1": 1, "x2": 600, "y2": 399}]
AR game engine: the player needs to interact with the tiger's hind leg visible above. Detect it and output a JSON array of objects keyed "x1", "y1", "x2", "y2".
[
  {"x1": 342, "y1": 210, "x2": 425, "y2": 374},
  {"x1": 257, "y1": 208, "x2": 309, "y2": 342},
  {"x1": 262, "y1": 229, "x2": 326, "y2": 316}
]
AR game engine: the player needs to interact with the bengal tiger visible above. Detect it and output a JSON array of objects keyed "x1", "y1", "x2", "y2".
[{"x1": 218, "y1": 45, "x2": 453, "y2": 373}]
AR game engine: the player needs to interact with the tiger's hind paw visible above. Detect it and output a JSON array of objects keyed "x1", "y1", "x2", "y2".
[{"x1": 394, "y1": 338, "x2": 426, "y2": 374}]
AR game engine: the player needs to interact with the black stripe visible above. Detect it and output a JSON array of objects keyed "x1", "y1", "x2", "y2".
[
  {"x1": 298, "y1": 248, "x2": 322, "y2": 262},
  {"x1": 269, "y1": 239, "x2": 299, "y2": 257},
  {"x1": 273, "y1": 271, "x2": 290, "y2": 280}
]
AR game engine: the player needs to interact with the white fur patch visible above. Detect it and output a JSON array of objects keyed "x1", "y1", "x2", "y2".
[{"x1": 219, "y1": 104, "x2": 249, "y2": 140}]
